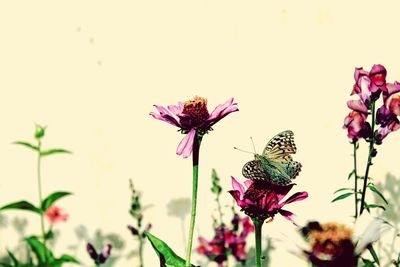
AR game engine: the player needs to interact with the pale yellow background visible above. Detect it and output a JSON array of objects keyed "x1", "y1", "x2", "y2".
[{"x1": 1, "y1": 1, "x2": 400, "y2": 266}]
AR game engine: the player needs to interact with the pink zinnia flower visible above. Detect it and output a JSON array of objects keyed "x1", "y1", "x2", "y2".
[
  {"x1": 150, "y1": 96, "x2": 238, "y2": 158},
  {"x1": 44, "y1": 205, "x2": 68, "y2": 224},
  {"x1": 228, "y1": 177, "x2": 308, "y2": 225}
]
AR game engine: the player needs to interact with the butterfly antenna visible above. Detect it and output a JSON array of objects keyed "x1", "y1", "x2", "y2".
[
  {"x1": 233, "y1": 147, "x2": 254, "y2": 155},
  {"x1": 250, "y1": 136, "x2": 257, "y2": 154}
]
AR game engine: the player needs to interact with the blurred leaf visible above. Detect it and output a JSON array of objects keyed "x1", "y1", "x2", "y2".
[
  {"x1": 41, "y1": 191, "x2": 72, "y2": 211},
  {"x1": 51, "y1": 254, "x2": 80, "y2": 266},
  {"x1": 25, "y1": 236, "x2": 54, "y2": 264},
  {"x1": 368, "y1": 184, "x2": 388, "y2": 205},
  {"x1": 0, "y1": 201, "x2": 41, "y2": 215},
  {"x1": 40, "y1": 148, "x2": 71, "y2": 157},
  {"x1": 331, "y1": 192, "x2": 353, "y2": 203},
  {"x1": 13, "y1": 141, "x2": 38, "y2": 151},
  {"x1": 6, "y1": 250, "x2": 20, "y2": 266},
  {"x1": 367, "y1": 245, "x2": 380, "y2": 265},
  {"x1": 144, "y1": 231, "x2": 197, "y2": 267},
  {"x1": 44, "y1": 229, "x2": 54, "y2": 240},
  {"x1": 365, "y1": 204, "x2": 385, "y2": 211}
]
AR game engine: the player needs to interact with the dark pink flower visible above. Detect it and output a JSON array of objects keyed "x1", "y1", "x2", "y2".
[
  {"x1": 197, "y1": 213, "x2": 254, "y2": 265},
  {"x1": 228, "y1": 177, "x2": 308, "y2": 224},
  {"x1": 86, "y1": 243, "x2": 112, "y2": 265},
  {"x1": 150, "y1": 96, "x2": 238, "y2": 158},
  {"x1": 343, "y1": 100, "x2": 371, "y2": 141},
  {"x1": 44, "y1": 206, "x2": 68, "y2": 224},
  {"x1": 351, "y1": 64, "x2": 387, "y2": 105}
]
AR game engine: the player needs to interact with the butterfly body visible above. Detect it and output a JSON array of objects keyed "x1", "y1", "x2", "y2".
[{"x1": 242, "y1": 130, "x2": 302, "y2": 186}]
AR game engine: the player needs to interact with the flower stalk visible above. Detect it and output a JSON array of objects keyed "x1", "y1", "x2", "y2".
[
  {"x1": 36, "y1": 139, "x2": 48, "y2": 264},
  {"x1": 252, "y1": 217, "x2": 264, "y2": 267},
  {"x1": 185, "y1": 135, "x2": 202, "y2": 267},
  {"x1": 359, "y1": 100, "x2": 376, "y2": 215},
  {"x1": 353, "y1": 141, "x2": 358, "y2": 219}
]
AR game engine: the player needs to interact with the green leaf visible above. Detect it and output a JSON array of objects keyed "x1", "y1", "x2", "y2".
[
  {"x1": 144, "y1": 231, "x2": 197, "y2": 267},
  {"x1": 13, "y1": 141, "x2": 38, "y2": 151},
  {"x1": 331, "y1": 192, "x2": 353, "y2": 203},
  {"x1": 41, "y1": 191, "x2": 72, "y2": 211},
  {"x1": 51, "y1": 254, "x2": 80, "y2": 266},
  {"x1": 0, "y1": 201, "x2": 42, "y2": 215},
  {"x1": 40, "y1": 149, "x2": 72, "y2": 157},
  {"x1": 25, "y1": 236, "x2": 54, "y2": 264},
  {"x1": 348, "y1": 170, "x2": 355, "y2": 180},
  {"x1": 368, "y1": 245, "x2": 380, "y2": 265},
  {"x1": 333, "y1": 188, "x2": 353, "y2": 194},
  {"x1": 365, "y1": 204, "x2": 385, "y2": 211},
  {"x1": 7, "y1": 250, "x2": 20, "y2": 266},
  {"x1": 44, "y1": 229, "x2": 54, "y2": 240},
  {"x1": 368, "y1": 184, "x2": 388, "y2": 205}
]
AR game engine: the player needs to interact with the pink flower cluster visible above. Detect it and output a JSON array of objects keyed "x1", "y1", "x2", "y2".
[
  {"x1": 197, "y1": 214, "x2": 254, "y2": 266},
  {"x1": 344, "y1": 64, "x2": 400, "y2": 143}
]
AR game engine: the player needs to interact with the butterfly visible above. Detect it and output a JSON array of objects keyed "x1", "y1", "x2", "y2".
[{"x1": 241, "y1": 130, "x2": 302, "y2": 186}]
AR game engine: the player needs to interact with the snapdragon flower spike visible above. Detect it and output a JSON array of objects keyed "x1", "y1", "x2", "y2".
[
  {"x1": 150, "y1": 96, "x2": 238, "y2": 158},
  {"x1": 86, "y1": 243, "x2": 112, "y2": 265},
  {"x1": 228, "y1": 177, "x2": 308, "y2": 224},
  {"x1": 44, "y1": 205, "x2": 68, "y2": 225}
]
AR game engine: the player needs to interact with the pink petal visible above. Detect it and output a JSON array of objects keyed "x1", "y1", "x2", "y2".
[
  {"x1": 275, "y1": 184, "x2": 295, "y2": 202},
  {"x1": 167, "y1": 104, "x2": 183, "y2": 116},
  {"x1": 176, "y1": 129, "x2": 196, "y2": 158},
  {"x1": 279, "y1": 191, "x2": 309, "y2": 207},
  {"x1": 207, "y1": 98, "x2": 238, "y2": 123},
  {"x1": 231, "y1": 176, "x2": 245, "y2": 196},
  {"x1": 149, "y1": 112, "x2": 181, "y2": 127},
  {"x1": 228, "y1": 190, "x2": 248, "y2": 208},
  {"x1": 244, "y1": 179, "x2": 253, "y2": 188},
  {"x1": 386, "y1": 82, "x2": 400, "y2": 96},
  {"x1": 347, "y1": 100, "x2": 368, "y2": 114},
  {"x1": 278, "y1": 209, "x2": 297, "y2": 226}
]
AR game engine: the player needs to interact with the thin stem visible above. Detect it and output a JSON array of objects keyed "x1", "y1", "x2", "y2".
[
  {"x1": 37, "y1": 141, "x2": 48, "y2": 264},
  {"x1": 252, "y1": 217, "x2": 264, "y2": 267},
  {"x1": 216, "y1": 195, "x2": 224, "y2": 226},
  {"x1": 353, "y1": 142, "x2": 358, "y2": 219},
  {"x1": 360, "y1": 101, "x2": 376, "y2": 215},
  {"x1": 185, "y1": 135, "x2": 202, "y2": 267}
]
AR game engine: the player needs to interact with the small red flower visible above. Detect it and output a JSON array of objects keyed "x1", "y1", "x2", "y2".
[
  {"x1": 44, "y1": 206, "x2": 68, "y2": 224},
  {"x1": 150, "y1": 96, "x2": 238, "y2": 158}
]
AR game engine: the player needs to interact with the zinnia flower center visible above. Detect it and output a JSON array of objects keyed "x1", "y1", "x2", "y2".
[
  {"x1": 182, "y1": 96, "x2": 210, "y2": 127},
  {"x1": 309, "y1": 222, "x2": 353, "y2": 259},
  {"x1": 242, "y1": 182, "x2": 280, "y2": 220}
]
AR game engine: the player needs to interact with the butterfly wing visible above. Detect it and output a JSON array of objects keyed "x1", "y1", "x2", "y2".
[
  {"x1": 243, "y1": 157, "x2": 293, "y2": 186},
  {"x1": 242, "y1": 160, "x2": 270, "y2": 181},
  {"x1": 262, "y1": 130, "x2": 296, "y2": 162},
  {"x1": 285, "y1": 160, "x2": 302, "y2": 179}
]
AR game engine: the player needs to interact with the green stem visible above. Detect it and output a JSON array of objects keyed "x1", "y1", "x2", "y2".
[
  {"x1": 138, "y1": 234, "x2": 144, "y2": 267},
  {"x1": 185, "y1": 135, "x2": 202, "y2": 267},
  {"x1": 252, "y1": 217, "x2": 264, "y2": 267},
  {"x1": 353, "y1": 142, "x2": 358, "y2": 219},
  {"x1": 359, "y1": 101, "x2": 376, "y2": 215},
  {"x1": 37, "y1": 141, "x2": 48, "y2": 264},
  {"x1": 216, "y1": 195, "x2": 224, "y2": 226}
]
